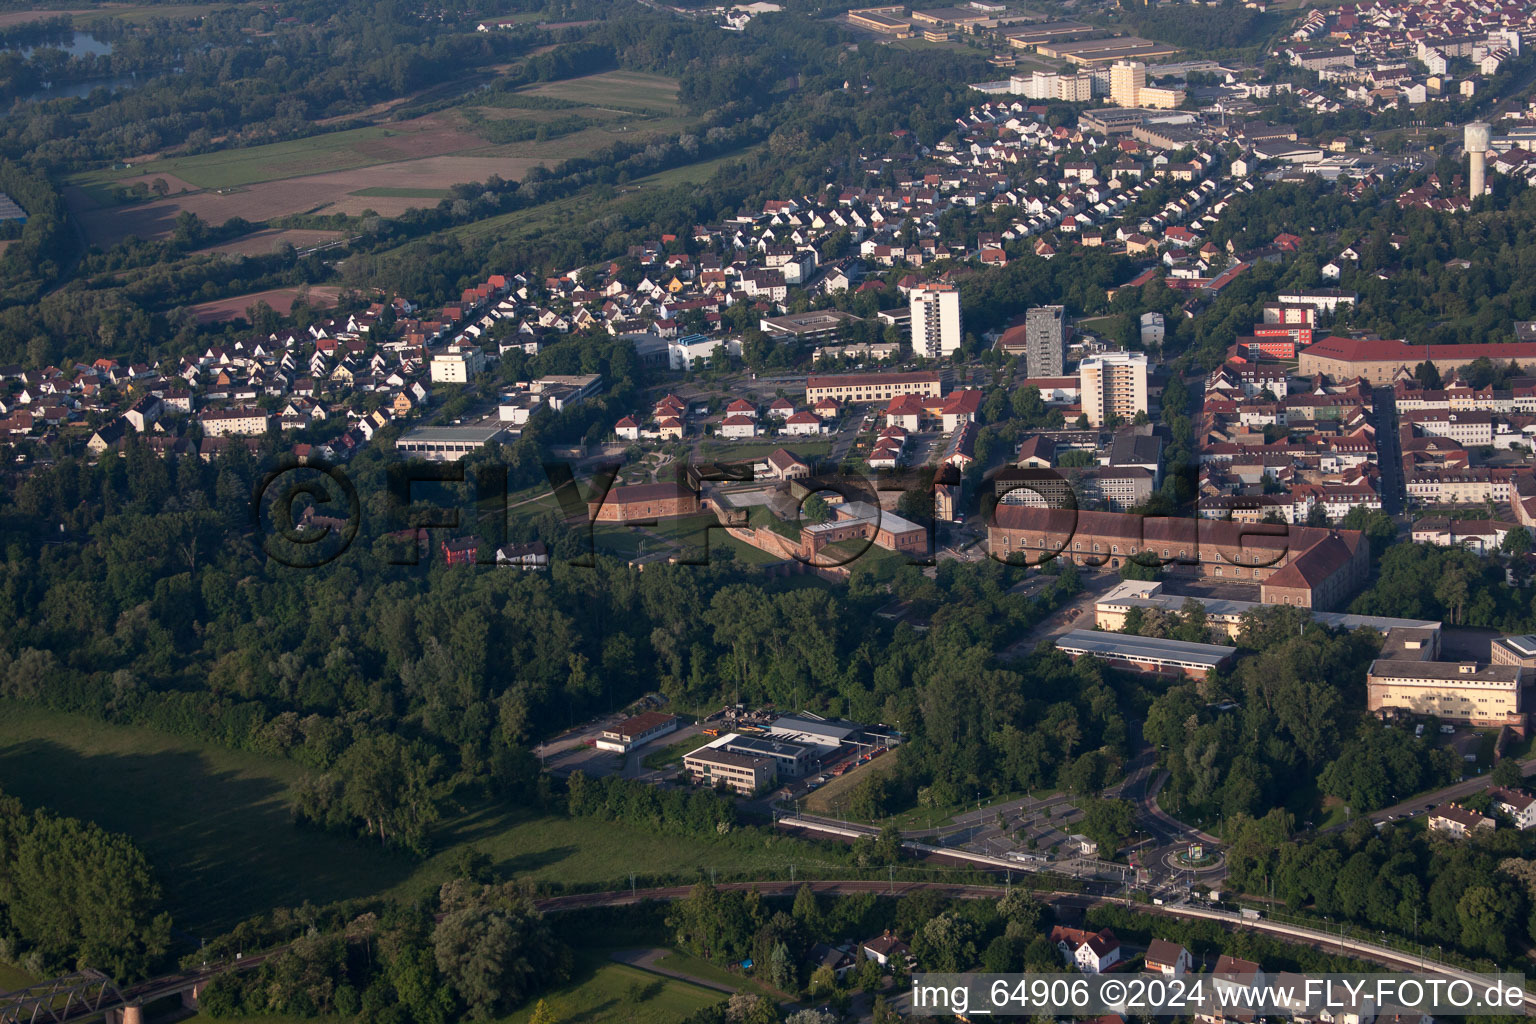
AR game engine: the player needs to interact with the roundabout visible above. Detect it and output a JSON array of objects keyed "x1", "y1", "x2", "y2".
[{"x1": 1166, "y1": 842, "x2": 1225, "y2": 874}]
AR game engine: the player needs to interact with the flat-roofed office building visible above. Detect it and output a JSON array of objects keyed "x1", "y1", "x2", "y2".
[
  {"x1": 395, "y1": 423, "x2": 509, "y2": 461},
  {"x1": 1366, "y1": 659, "x2": 1525, "y2": 728},
  {"x1": 715, "y1": 733, "x2": 815, "y2": 778},
  {"x1": 683, "y1": 745, "x2": 775, "y2": 794},
  {"x1": 1491, "y1": 635, "x2": 1536, "y2": 678},
  {"x1": 1055, "y1": 629, "x2": 1237, "y2": 677}
]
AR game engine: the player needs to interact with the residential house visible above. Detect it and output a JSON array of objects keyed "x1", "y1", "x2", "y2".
[
  {"x1": 1050, "y1": 926, "x2": 1122, "y2": 974},
  {"x1": 1489, "y1": 787, "x2": 1536, "y2": 830},
  {"x1": 862, "y1": 932, "x2": 913, "y2": 969},
  {"x1": 495, "y1": 541, "x2": 550, "y2": 571},
  {"x1": 1144, "y1": 939, "x2": 1191, "y2": 977},
  {"x1": 1428, "y1": 803, "x2": 1495, "y2": 837}
]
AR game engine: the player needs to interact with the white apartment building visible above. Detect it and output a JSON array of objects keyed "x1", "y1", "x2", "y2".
[
  {"x1": 430, "y1": 345, "x2": 487, "y2": 384},
  {"x1": 910, "y1": 283, "x2": 963, "y2": 358},
  {"x1": 1079, "y1": 351, "x2": 1149, "y2": 427}
]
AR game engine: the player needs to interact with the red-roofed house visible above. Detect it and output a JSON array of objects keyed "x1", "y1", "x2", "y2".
[
  {"x1": 784, "y1": 411, "x2": 826, "y2": 436},
  {"x1": 720, "y1": 413, "x2": 758, "y2": 438},
  {"x1": 765, "y1": 448, "x2": 811, "y2": 481},
  {"x1": 940, "y1": 389, "x2": 983, "y2": 431},
  {"x1": 884, "y1": 394, "x2": 925, "y2": 431}
]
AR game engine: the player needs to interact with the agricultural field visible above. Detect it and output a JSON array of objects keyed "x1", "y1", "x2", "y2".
[
  {"x1": 517, "y1": 69, "x2": 683, "y2": 115},
  {"x1": 188, "y1": 285, "x2": 341, "y2": 324},
  {"x1": 64, "y1": 72, "x2": 694, "y2": 247},
  {"x1": 0, "y1": 4, "x2": 249, "y2": 27}
]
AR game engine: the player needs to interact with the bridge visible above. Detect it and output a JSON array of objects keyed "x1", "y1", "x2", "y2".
[{"x1": 0, "y1": 951, "x2": 275, "y2": 1024}]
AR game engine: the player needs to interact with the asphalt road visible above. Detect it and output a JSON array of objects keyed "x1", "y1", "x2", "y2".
[
  {"x1": 1313, "y1": 752, "x2": 1536, "y2": 836},
  {"x1": 1371, "y1": 385, "x2": 1405, "y2": 515}
]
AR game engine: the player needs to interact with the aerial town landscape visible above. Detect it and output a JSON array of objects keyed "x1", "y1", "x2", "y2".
[{"x1": 11, "y1": 0, "x2": 1536, "y2": 1021}]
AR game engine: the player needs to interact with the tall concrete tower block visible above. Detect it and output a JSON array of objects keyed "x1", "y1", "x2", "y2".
[{"x1": 1466, "y1": 121, "x2": 1492, "y2": 199}]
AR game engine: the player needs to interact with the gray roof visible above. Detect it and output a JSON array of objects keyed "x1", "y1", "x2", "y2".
[
  {"x1": 1367, "y1": 660, "x2": 1520, "y2": 684},
  {"x1": 1495, "y1": 634, "x2": 1536, "y2": 658},
  {"x1": 397, "y1": 423, "x2": 508, "y2": 443},
  {"x1": 720, "y1": 734, "x2": 812, "y2": 758},
  {"x1": 1056, "y1": 629, "x2": 1236, "y2": 669},
  {"x1": 770, "y1": 714, "x2": 857, "y2": 741}
]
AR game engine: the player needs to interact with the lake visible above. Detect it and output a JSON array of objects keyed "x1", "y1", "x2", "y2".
[
  {"x1": 12, "y1": 30, "x2": 113, "y2": 59},
  {"x1": 5, "y1": 31, "x2": 140, "y2": 103}
]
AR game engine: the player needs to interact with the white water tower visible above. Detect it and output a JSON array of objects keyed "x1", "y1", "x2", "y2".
[{"x1": 1466, "y1": 121, "x2": 1492, "y2": 199}]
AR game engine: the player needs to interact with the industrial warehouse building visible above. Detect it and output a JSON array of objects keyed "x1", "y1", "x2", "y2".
[
  {"x1": 1055, "y1": 629, "x2": 1237, "y2": 677},
  {"x1": 594, "y1": 711, "x2": 679, "y2": 753}
]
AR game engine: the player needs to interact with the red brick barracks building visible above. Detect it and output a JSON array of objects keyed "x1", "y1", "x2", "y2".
[
  {"x1": 588, "y1": 481, "x2": 702, "y2": 523},
  {"x1": 989, "y1": 506, "x2": 1369, "y2": 609}
]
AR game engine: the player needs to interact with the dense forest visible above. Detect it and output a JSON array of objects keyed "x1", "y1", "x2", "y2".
[
  {"x1": 197, "y1": 878, "x2": 569, "y2": 1021},
  {"x1": 1226, "y1": 810, "x2": 1536, "y2": 964},
  {"x1": 1138, "y1": 605, "x2": 1465, "y2": 826},
  {"x1": 0, "y1": 787, "x2": 171, "y2": 981},
  {"x1": 0, "y1": 401, "x2": 1133, "y2": 847}
]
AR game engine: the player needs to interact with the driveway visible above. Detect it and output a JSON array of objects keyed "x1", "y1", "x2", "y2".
[{"x1": 610, "y1": 948, "x2": 737, "y2": 994}]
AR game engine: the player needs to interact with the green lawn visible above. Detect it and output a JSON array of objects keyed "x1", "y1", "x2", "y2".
[
  {"x1": 802, "y1": 748, "x2": 902, "y2": 816},
  {"x1": 0, "y1": 963, "x2": 34, "y2": 993},
  {"x1": 1316, "y1": 795, "x2": 1352, "y2": 831},
  {"x1": 502, "y1": 958, "x2": 722, "y2": 1024},
  {"x1": 641, "y1": 735, "x2": 702, "y2": 770},
  {"x1": 0, "y1": 702, "x2": 413, "y2": 936},
  {"x1": 650, "y1": 949, "x2": 790, "y2": 1002},
  {"x1": 635, "y1": 145, "x2": 767, "y2": 188},
  {"x1": 72, "y1": 3, "x2": 251, "y2": 25},
  {"x1": 349, "y1": 186, "x2": 452, "y2": 198},
  {"x1": 0, "y1": 704, "x2": 853, "y2": 936},
  {"x1": 518, "y1": 71, "x2": 682, "y2": 115},
  {"x1": 698, "y1": 440, "x2": 830, "y2": 461},
  {"x1": 71, "y1": 124, "x2": 430, "y2": 193},
  {"x1": 718, "y1": 533, "x2": 786, "y2": 566},
  {"x1": 747, "y1": 504, "x2": 801, "y2": 541}
]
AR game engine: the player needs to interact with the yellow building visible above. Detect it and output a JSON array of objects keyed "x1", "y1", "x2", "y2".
[
  {"x1": 1110, "y1": 60, "x2": 1145, "y2": 106},
  {"x1": 1366, "y1": 659, "x2": 1524, "y2": 728}
]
